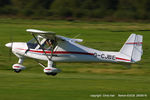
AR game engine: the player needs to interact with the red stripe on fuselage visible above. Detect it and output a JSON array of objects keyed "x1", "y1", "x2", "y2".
[
  {"x1": 116, "y1": 57, "x2": 130, "y2": 61},
  {"x1": 29, "y1": 50, "x2": 94, "y2": 55}
]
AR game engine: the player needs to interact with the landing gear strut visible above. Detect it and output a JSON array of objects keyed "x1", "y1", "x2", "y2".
[{"x1": 12, "y1": 58, "x2": 26, "y2": 73}]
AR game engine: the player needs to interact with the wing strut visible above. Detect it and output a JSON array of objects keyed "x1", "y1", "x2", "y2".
[
  {"x1": 50, "y1": 37, "x2": 57, "y2": 60},
  {"x1": 31, "y1": 33, "x2": 52, "y2": 61},
  {"x1": 34, "y1": 59, "x2": 46, "y2": 68}
]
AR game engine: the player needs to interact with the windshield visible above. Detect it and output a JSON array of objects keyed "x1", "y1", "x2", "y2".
[{"x1": 27, "y1": 38, "x2": 38, "y2": 49}]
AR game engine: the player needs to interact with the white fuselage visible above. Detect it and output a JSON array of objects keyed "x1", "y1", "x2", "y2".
[{"x1": 12, "y1": 41, "x2": 131, "y2": 63}]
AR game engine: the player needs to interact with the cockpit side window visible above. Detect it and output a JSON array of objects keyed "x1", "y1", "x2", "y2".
[
  {"x1": 41, "y1": 39, "x2": 57, "y2": 50},
  {"x1": 43, "y1": 39, "x2": 52, "y2": 50},
  {"x1": 41, "y1": 39, "x2": 53, "y2": 50}
]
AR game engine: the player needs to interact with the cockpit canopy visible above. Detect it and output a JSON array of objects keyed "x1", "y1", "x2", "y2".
[{"x1": 27, "y1": 35, "x2": 55, "y2": 50}]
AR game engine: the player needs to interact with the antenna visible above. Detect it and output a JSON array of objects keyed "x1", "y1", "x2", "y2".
[{"x1": 72, "y1": 34, "x2": 81, "y2": 39}]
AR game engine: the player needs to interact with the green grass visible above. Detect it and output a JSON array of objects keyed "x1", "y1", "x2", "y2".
[{"x1": 0, "y1": 18, "x2": 150, "y2": 100}]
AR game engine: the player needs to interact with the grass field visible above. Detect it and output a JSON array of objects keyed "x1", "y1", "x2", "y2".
[{"x1": 0, "y1": 18, "x2": 150, "y2": 100}]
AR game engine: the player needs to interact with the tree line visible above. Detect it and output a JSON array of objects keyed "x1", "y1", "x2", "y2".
[{"x1": 0, "y1": 0, "x2": 150, "y2": 20}]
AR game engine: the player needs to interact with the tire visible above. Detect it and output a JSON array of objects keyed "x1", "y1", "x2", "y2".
[{"x1": 14, "y1": 69, "x2": 21, "y2": 73}]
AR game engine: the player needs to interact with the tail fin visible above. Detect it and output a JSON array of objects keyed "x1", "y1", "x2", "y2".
[{"x1": 119, "y1": 34, "x2": 143, "y2": 62}]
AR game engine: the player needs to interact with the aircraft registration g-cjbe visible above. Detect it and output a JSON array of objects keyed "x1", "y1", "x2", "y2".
[{"x1": 5, "y1": 29, "x2": 143, "y2": 76}]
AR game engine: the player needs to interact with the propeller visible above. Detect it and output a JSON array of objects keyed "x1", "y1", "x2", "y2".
[{"x1": 5, "y1": 33, "x2": 13, "y2": 62}]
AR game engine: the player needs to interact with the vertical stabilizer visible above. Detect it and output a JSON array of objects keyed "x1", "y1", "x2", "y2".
[
  {"x1": 119, "y1": 34, "x2": 143, "y2": 62},
  {"x1": 120, "y1": 34, "x2": 136, "y2": 57}
]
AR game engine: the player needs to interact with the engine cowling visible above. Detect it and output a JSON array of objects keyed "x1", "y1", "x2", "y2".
[
  {"x1": 44, "y1": 67, "x2": 61, "y2": 76},
  {"x1": 12, "y1": 64, "x2": 26, "y2": 73}
]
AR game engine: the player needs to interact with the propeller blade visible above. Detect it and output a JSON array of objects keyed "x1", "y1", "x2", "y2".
[{"x1": 8, "y1": 32, "x2": 13, "y2": 62}]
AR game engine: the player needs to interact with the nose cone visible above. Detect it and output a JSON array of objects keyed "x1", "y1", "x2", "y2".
[{"x1": 5, "y1": 43, "x2": 12, "y2": 48}]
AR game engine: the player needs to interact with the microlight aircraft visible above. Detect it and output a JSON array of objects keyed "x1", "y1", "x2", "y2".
[{"x1": 5, "y1": 29, "x2": 143, "y2": 76}]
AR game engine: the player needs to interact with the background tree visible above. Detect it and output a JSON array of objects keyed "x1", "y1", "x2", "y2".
[{"x1": 0, "y1": 0, "x2": 150, "y2": 20}]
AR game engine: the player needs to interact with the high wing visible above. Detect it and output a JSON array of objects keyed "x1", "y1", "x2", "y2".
[
  {"x1": 26, "y1": 29, "x2": 56, "y2": 40},
  {"x1": 26, "y1": 29, "x2": 83, "y2": 42}
]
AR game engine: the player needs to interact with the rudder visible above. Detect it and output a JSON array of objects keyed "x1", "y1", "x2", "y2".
[{"x1": 131, "y1": 35, "x2": 143, "y2": 62}]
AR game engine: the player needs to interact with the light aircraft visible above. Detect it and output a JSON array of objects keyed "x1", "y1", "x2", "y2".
[{"x1": 5, "y1": 29, "x2": 143, "y2": 76}]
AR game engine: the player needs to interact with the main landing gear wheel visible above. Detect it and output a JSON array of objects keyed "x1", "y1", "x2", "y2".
[
  {"x1": 14, "y1": 69, "x2": 22, "y2": 73},
  {"x1": 44, "y1": 67, "x2": 61, "y2": 76},
  {"x1": 45, "y1": 72, "x2": 57, "y2": 76}
]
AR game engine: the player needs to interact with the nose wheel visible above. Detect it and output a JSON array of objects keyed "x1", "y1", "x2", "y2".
[{"x1": 12, "y1": 63, "x2": 26, "y2": 73}]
